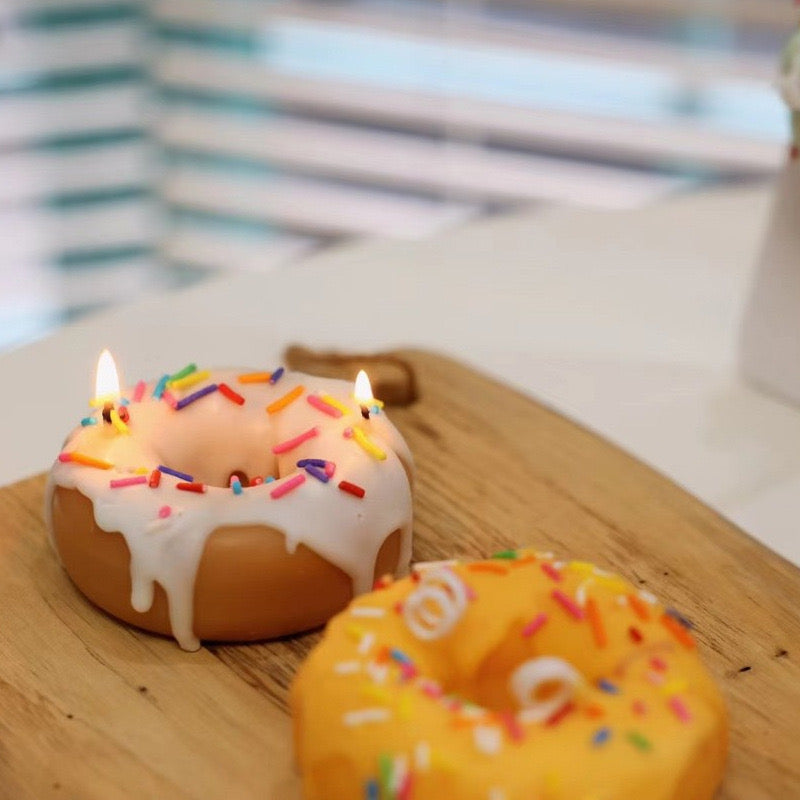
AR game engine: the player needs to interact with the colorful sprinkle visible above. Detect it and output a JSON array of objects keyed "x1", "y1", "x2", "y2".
[
  {"x1": 598, "y1": 679, "x2": 620, "y2": 695},
  {"x1": 267, "y1": 385, "x2": 304, "y2": 414},
  {"x1": 250, "y1": 476, "x2": 264, "y2": 486},
  {"x1": 650, "y1": 657, "x2": 667, "y2": 672},
  {"x1": 500, "y1": 712, "x2": 525, "y2": 742},
  {"x1": 307, "y1": 394, "x2": 344, "y2": 418},
  {"x1": 325, "y1": 461, "x2": 336, "y2": 477},
  {"x1": 176, "y1": 482, "x2": 206, "y2": 493},
  {"x1": 351, "y1": 607, "x2": 386, "y2": 619},
  {"x1": 270, "y1": 473, "x2": 306, "y2": 499},
  {"x1": 297, "y1": 458, "x2": 326, "y2": 468},
  {"x1": 352, "y1": 427, "x2": 387, "y2": 460},
  {"x1": 632, "y1": 699, "x2": 648, "y2": 716},
  {"x1": 161, "y1": 390, "x2": 178, "y2": 409},
  {"x1": 586, "y1": 598, "x2": 607, "y2": 648},
  {"x1": 218, "y1": 382, "x2": 245, "y2": 405},
  {"x1": 158, "y1": 465, "x2": 193, "y2": 482},
  {"x1": 552, "y1": 589, "x2": 585, "y2": 620},
  {"x1": 364, "y1": 779, "x2": 379, "y2": 800},
  {"x1": 169, "y1": 363, "x2": 197, "y2": 383},
  {"x1": 592, "y1": 727, "x2": 612, "y2": 747},
  {"x1": 176, "y1": 383, "x2": 218, "y2": 410},
  {"x1": 272, "y1": 427, "x2": 319, "y2": 454},
  {"x1": 629, "y1": 626, "x2": 644, "y2": 644},
  {"x1": 238, "y1": 371, "x2": 272, "y2": 383},
  {"x1": 491, "y1": 550, "x2": 518, "y2": 560},
  {"x1": 230, "y1": 476, "x2": 243, "y2": 495},
  {"x1": 627, "y1": 731, "x2": 652, "y2": 752},
  {"x1": 169, "y1": 369, "x2": 210, "y2": 390},
  {"x1": 58, "y1": 452, "x2": 113, "y2": 470},
  {"x1": 628, "y1": 593, "x2": 651, "y2": 622},
  {"x1": 321, "y1": 393, "x2": 351, "y2": 415},
  {"x1": 521, "y1": 612, "x2": 548, "y2": 638},
  {"x1": 132, "y1": 380, "x2": 146, "y2": 403},
  {"x1": 152, "y1": 374, "x2": 169, "y2": 399},
  {"x1": 158, "y1": 505, "x2": 171, "y2": 518},
  {"x1": 305, "y1": 464, "x2": 329, "y2": 483},
  {"x1": 148, "y1": 469, "x2": 161, "y2": 488},
  {"x1": 339, "y1": 480, "x2": 366, "y2": 498},
  {"x1": 109, "y1": 476, "x2": 147, "y2": 488},
  {"x1": 269, "y1": 367, "x2": 284, "y2": 385},
  {"x1": 80, "y1": 417, "x2": 97, "y2": 427},
  {"x1": 669, "y1": 695, "x2": 693, "y2": 723},
  {"x1": 545, "y1": 701, "x2": 575, "y2": 727},
  {"x1": 467, "y1": 562, "x2": 508, "y2": 575},
  {"x1": 107, "y1": 407, "x2": 128, "y2": 435},
  {"x1": 342, "y1": 708, "x2": 391, "y2": 727},
  {"x1": 541, "y1": 562, "x2": 563, "y2": 582},
  {"x1": 660, "y1": 613, "x2": 696, "y2": 650}
]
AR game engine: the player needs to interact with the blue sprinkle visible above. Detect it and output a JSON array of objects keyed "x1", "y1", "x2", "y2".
[
  {"x1": 592, "y1": 727, "x2": 612, "y2": 747},
  {"x1": 269, "y1": 366, "x2": 284, "y2": 385},
  {"x1": 158, "y1": 465, "x2": 193, "y2": 482},
  {"x1": 390, "y1": 648, "x2": 412, "y2": 665},
  {"x1": 119, "y1": 397, "x2": 130, "y2": 406},
  {"x1": 598, "y1": 679, "x2": 620, "y2": 695},
  {"x1": 297, "y1": 458, "x2": 326, "y2": 468},
  {"x1": 364, "y1": 779, "x2": 379, "y2": 800},
  {"x1": 152, "y1": 374, "x2": 169, "y2": 399},
  {"x1": 265, "y1": 476, "x2": 276, "y2": 483},
  {"x1": 231, "y1": 478, "x2": 243, "y2": 495},
  {"x1": 666, "y1": 607, "x2": 694, "y2": 630},
  {"x1": 80, "y1": 417, "x2": 97, "y2": 427},
  {"x1": 305, "y1": 465, "x2": 329, "y2": 483}
]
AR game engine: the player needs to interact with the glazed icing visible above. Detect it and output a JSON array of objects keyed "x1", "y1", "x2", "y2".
[{"x1": 47, "y1": 369, "x2": 413, "y2": 650}]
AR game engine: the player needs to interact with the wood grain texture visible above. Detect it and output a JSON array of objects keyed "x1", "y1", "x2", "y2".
[{"x1": 0, "y1": 350, "x2": 798, "y2": 799}]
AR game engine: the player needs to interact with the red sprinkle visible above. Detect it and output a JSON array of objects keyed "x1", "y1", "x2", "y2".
[
  {"x1": 650, "y1": 657, "x2": 667, "y2": 672},
  {"x1": 521, "y1": 612, "x2": 548, "y2": 638},
  {"x1": 218, "y1": 382, "x2": 245, "y2": 405},
  {"x1": 632, "y1": 699, "x2": 648, "y2": 716},
  {"x1": 500, "y1": 712, "x2": 525, "y2": 742},
  {"x1": 148, "y1": 469, "x2": 162, "y2": 488},
  {"x1": 552, "y1": 589, "x2": 585, "y2": 620},
  {"x1": 250, "y1": 476, "x2": 264, "y2": 486},
  {"x1": 545, "y1": 701, "x2": 575, "y2": 727},
  {"x1": 176, "y1": 482, "x2": 206, "y2": 493},
  {"x1": 629, "y1": 626, "x2": 644, "y2": 644},
  {"x1": 338, "y1": 480, "x2": 365, "y2": 498},
  {"x1": 541, "y1": 562, "x2": 563, "y2": 582}
]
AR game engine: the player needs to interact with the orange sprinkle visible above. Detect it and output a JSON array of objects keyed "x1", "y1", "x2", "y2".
[
  {"x1": 586, "y1": 598, "x2": 607, "y2": 648},
  {"x1": 466, "y1": 562, "x2": 508, "y2": 576},
  {"x1": 660, "y1": 613, "x2": 696, "y2": 650},
  {"x1": 628, "y1": 594, "x2": 651, "y2": 622},
  {"x1": 58, "y1": 452, "x2": 113, "y2": 470},
  {"x1": 510, "y1": 555, "x2": 538, "y2": 568},
  {"x1": 238, "y1": 371, "x2": 272, "y2": 383},
  {"x1": 584, "y1": 703, "x2": 606, "y2": 719},
  {"x1": 267, "y1": 385, "x2": 304, "y2": 414}
]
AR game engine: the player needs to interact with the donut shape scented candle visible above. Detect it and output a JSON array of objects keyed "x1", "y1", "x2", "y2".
[
  {"x1": 46, "y1": 355, "x2": 413, "y2": 651},
  {"x1": 291, "y1": 551, "x2": 728, "y2": 800}
]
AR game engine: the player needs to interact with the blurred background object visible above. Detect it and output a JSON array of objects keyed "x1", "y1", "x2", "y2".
[{"x1": 0, "y1": 0, "x2": 795, "y2": 353}]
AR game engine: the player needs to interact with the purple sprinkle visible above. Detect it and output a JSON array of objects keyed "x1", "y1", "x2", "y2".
[
  {"x1": 269, "y1": 367, "x2": 284, "y2": 385},
  {"x1": 304, "y1": 464, "x2": 329, "y2": 483},
  {"x1": 158, "y1": 465, "x2": 193, "y2": 482},
  {"x1": 592, "y1": 727, "x2": 612, "y2": 747},
  {"x1": 666, "y1": 607, "x2": 694, "y2": 630},
  {"x1": 297, "y1": 458, "x2": 327, "y2": 468},
  {"x1": 598, "y1": 679, "x2": 620, "y2": 695},
  {"x1": 176, "y1": 383, "x2": 218, "y2": 410}
]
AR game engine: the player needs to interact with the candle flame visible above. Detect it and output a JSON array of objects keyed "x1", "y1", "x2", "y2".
[
  {"x1": 354, "y1": 369, "x2": 374, "y2": 405},
  {"x1": 95, "y1": 349, "x2": 120, "y2": 401}
]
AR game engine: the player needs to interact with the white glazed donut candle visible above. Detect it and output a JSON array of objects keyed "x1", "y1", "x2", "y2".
[{"x1": 47, "y1": 361, "x2": 414, "y2": 650}]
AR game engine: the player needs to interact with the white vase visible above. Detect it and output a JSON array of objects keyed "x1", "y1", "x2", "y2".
[{"x1": 740, "y1": 154, "x2": 800, "y2": 404}]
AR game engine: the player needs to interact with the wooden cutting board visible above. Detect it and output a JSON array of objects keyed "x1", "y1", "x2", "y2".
[{"x1": 0, "y1": 350, "x2": 798, "y2": 799}]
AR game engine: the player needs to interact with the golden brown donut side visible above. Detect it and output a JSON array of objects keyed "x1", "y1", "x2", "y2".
[{"x1": 51, "y1": 486, "x2": 402, "y2": 641}]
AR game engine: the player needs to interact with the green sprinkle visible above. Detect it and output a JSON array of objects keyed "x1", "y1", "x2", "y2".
[
  {"x1": 491, "y1": 550, "x2": 518, "y2": 560},
  {"x1": 627, "y1": 731, "x2": 652, "y2": 752},
  {"x1": 169, "y1": 363, "x2": 197, "y2": 382},
  {"x1": 378, "y1": 753, "x2": 393, "y2": 794}
]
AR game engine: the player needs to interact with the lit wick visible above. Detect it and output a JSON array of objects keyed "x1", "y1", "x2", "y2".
[
  {"x1": 354, "y1": 369, "x2": 374, "y2": 420},
  {"x1": 92, "y1": 349, "x2": 129, "y2": 432}
]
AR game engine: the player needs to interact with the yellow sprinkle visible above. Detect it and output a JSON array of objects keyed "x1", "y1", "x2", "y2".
[
  {"x1": 88, "y1": 393, "x2": 117, "y2": 408},
  {"x1": 321, "y1": 393, "x2": 351, "y2": 415},
  {"x1": 352, "y1": 427, "x2": 387, "y2": 460},
  {"x1": 346, "y1": 623, "x2": 366, "y2": 642},
  {"x1": 267, "y1": 385, "x2": 304, "y2": 414},
  {"x1": 134, "y1": 467, "x2": 149, "y2": 475},
  {"x1": 238, "y1": 371, "x2": 272, "y2": 383},
  {"x1": 398, "y1": 693, "x2": 413, "y2": 721},
  {"x1": 660, "y1": 678, "x2": 688, "y2": 696},
  {"x1": 109, "y1": 408, "x2": 130, "y2": 434},
  {"x1": 568, "y1": 561, "x2": 596, "y2": 576},
  {"x1": 362, "y1": 684, "x2": 391, "y2": 704},
  {"x1": 168, "y1": 369, "x2": 211, "y2": 390}
]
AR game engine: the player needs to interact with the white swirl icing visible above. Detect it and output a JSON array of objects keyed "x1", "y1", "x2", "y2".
[
  {"x1": 46, "y1": 369, "x2": 414, "y2": 650},
  {"x1": 403, "y1": 567, "x2": 468, "y2": 640},
  {"x1": 511, "y1": 656, "x2": 581, "y2": 724}
]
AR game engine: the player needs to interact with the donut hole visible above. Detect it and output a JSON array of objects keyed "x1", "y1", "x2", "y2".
[
  {"x1": 531, "y1": 678, "x2": 566, "y2": 704},
  {"x1": 151, "y1": 407, "x2": 279, "y2": 487}
]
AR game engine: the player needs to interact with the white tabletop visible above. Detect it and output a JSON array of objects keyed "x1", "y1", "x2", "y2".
[{"x1": 5, "y1": 182, "x2": 800, "y2": 567}]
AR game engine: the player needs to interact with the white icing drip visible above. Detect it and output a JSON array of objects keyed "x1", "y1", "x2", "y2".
[{"x1": 48, "y1": 369, "x2": 414, "y2": 650}]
